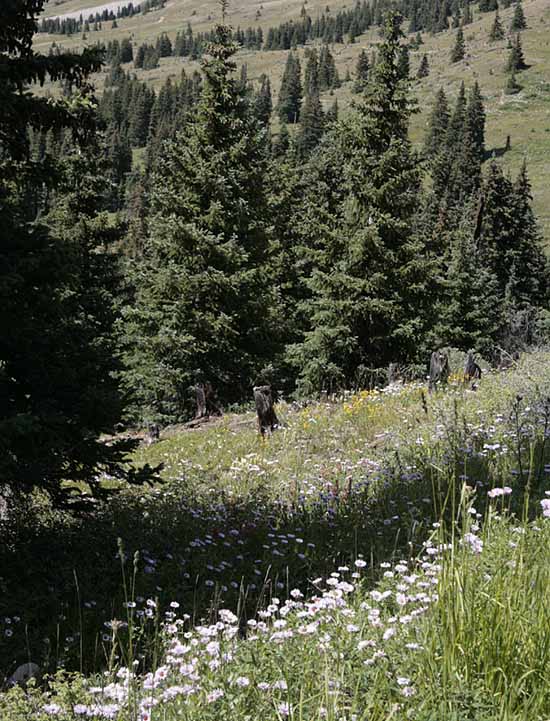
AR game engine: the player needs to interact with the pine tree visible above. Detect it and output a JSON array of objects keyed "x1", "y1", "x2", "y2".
[
  {"x1": 273, "y1": 122, "x2": 291, "y2": 156},
  {"x1": 465, "y1": 81, "x2": 485, "y2": 160},
  {"x1": 416, "y1": 53, "x2": 429, "y2": 78},
  {"x1": 296, "y1": 87, "x2": 325, "y2": 157},
  {"x1": 489, "y1": 10, "x2": 505, "y2": 40},
  {"x1": 397, "y1": 44, "x2": 410, "y2": 79},
  {"x1": 451, "y1": 27, "x2": 465, "y2": 62},
  {"x1": 353, "y1": 49, "x2": 370, "y2": 93},
  {"x1": 424, "y1": 88, "x2": 450, "y2": 156},
  {"x1": 326, "y1": 98, "x2": 339, "y2": 123},
  {"x1": 304, "y1": 48, "x2": 319, "y2": 93},
  {"x1": 254, "y1": 74, "x2": 273, "y2": 125},
  {"x1": 445, "y1": 82, "x2": 467, "y2": 149},
  {"x1": 478, "y1": 0, "x2": 498, "y2": 11},
  {"x1": 434, "y1": 224, "x2": 501, "y2": 354},
  {"x1": 318, "y1": 45, "x2": 340, "y2": 89},
  {"x1": 292, "y1": 13, "x2": 428, "y2": 393},
  {"x1": 278, "y1": 51, "x2": 303, "y2": 123},
  {"x1": 510, "y1": 0, "x2": 527, "y2": 31},
  {"x1": 121, "y1": 23, "x2": 278, "y2": 422},
  {"x1": 506, "y1": 33, "x2": 527, "y2": 72},
  {"x1": 462, "y1": 0, "x2": 473, "y2": 24},
  {"x1": 0, "y1": 1, "x2": 143, "y2": 503}
]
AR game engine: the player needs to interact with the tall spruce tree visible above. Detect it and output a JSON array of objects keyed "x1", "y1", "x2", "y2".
[
  {"x1": 278, "y1": 51, "x2": 303, "y2": 123},
  {"x1": 353, "y1": 49, "x2": 370, "y2": 93},
  {"x1": 296, "y1": 86, "x2": 325, "y2": 157},
  {"x1": 451, "y1": 26, "x2": 465, "y2": 62},
  {"x1": 489, "y1": 9, "x2": 505, "y2": 40},
  {"x1": 434, "y1": 224, "x2": 501, "y2": 354},
  {"x1": 424, "y1": 88, "x2": 450, "y2": 156},
  {"x1": 0, "y1": 1, "x2": 145, "y2": 505},
  {"x1": 506, "y1": 33, "x2": 527, "y2": 72},
  {"x1": 121, "y1": 23, "x2": 278, "y2": 422},
  {"x1": 510, "y1": 0, "x2": 527, "y2": 31},
  {"x1": 417, "y1": 53, "x2": 430, "y2": 78},
  {"x1": 397, "y1": 43, "x2": 410, "y2": 80},
  {"x1": 292, "y1": 13, "x2": 428, "y2": 393}
]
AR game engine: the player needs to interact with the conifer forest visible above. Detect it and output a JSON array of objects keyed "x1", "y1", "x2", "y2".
[{"x1": 1, "y1": 1, "x2": 550, "y2": 719}]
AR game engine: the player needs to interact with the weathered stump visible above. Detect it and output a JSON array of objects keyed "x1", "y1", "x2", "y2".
[
  {"x1": 388, "y1": 362, "x2": 400, "y2": 384},
  {"x1": 428, "y1": 350, "x2": 450, "y2": 393},
  {"x1": 464, "y1": 350, "x2": 482, "y2": 381},
  {"x1": 195, "y1": 382, "x2": 223, "y2": 419},
  {"x1": 253, "y1": 385, "x2": 279, "y2": 436}
]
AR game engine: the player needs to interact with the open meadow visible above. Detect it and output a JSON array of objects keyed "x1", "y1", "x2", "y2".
[{"x1": 1, "y1": 351, "x2": 550, "y2": 719}]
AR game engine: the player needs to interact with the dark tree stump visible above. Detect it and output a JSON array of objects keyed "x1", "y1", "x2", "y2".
[
  {"x1": 253, "y1": 385, "x2": 279, "y2": 436},
  {"x1": 464, "y1": 350, "x2": 482, "y2": 381},
  {"x1": 195, "y1": 382, "x2": 223, "y2": 419},
  {"x1": 428, "y1": 350, "x2": 450, "y2": 393}
]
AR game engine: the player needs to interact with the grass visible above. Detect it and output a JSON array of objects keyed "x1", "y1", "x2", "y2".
[
  {"x1": 34, "y1": 0, "x2": 550, "y2": 242},
  {"x1": 1, "y1": 351, "x2": 550, "y2": 719}
]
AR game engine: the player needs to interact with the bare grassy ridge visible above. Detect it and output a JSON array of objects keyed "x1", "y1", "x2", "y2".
[{"x1": 36, "y1": 0, "x2": 550, "y2": 241}]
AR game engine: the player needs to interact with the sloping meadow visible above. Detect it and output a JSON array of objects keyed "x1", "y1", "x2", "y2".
[{"x1": 1, "y1": 352, "x2": 550, "y2": 719}]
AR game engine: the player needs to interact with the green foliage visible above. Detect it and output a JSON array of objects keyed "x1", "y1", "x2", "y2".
[
  {"x1": 277, "y1": 51, "x2": 302, "y2": 123},
  {"x1": 292, "y1": 12, "x2": 429, "y2": 394},
  {"x1": 416, "y1": 53, "x2": 429, "y2": 78},
  {"x1": 510, "y1": 0, "x2": 527, "y2": 31},
  {"x1": 506, "y1": 33, "x2": 528, "y2": 72},
  {"x1": 450, "y1": 26, "x2": 466, "y2": 63},
  {"x1": 120, "y1": 25, "x2": 279, "y2": 423},
  {"x1": 352, "y1": 49, "x2": 370, "y2": 93},
  {"x1": 0, "y1": 0, "x2": 146, "y2": 505},
  {"x1": 489, "y1": 9, "x2": 505, "y2": 41}
]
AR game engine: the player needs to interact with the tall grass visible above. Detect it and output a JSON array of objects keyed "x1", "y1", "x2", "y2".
[{"x1": 1, "y1": 353, "x2": 550, "y2": 719}]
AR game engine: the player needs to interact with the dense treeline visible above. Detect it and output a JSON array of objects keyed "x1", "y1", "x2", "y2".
[
  {"x1": 2, "y1": 4, "x2": 549, "y2": 503},
  {"x1": 38, "y1": 0, "x2": 165, "y2": 36}
]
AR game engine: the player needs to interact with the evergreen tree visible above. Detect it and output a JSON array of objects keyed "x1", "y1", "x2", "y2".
[
  {"x1": 121, "y1": 24, "x2": 278, "y2": 422},
  {"x1": 254, "y1": 74, "x2": 273, "y2": 125},
  {"x1": 465, "y1": 81, "x2": 485, "y2": 160},
  {"x1": 296, "y1": 87, "x2": 325, "y2": 157},
  {"x1": 417, "y1": 53, "x2": 429, "y2": 78},
  {"x1": 397, "y1": 43, "x2": 410, "y2": 79},
  {"x1": 434, "y1": 224, "x2": 501, "y2": 354},
  {"x1": 462, "y1": 0, "x2": 473, "y2": 24},
  {"x1": 304, "y1": 48, "x2": 319, "y2": 93},
  {"x1": 445, "y1": 82, "x2": 467, "y2": 150},
  {"x1": 506, "y1": 33, "x2": 527, "y2": 72},
  {"x1": 353, "y1": 49, "x2": 370, "y2": 93},
  {"x1": 293, "y1": 13, "x2": 428, "y2": 393},
  {"x1": 489, "y1": 9, "x2": 505, "y2": 40},
  {"x1": 510, "y1": 0, "x2": 527, "y2": 31},
  {"x1": 0, "y1": 1, "x2": 142, "y2": 503},
  {"x1": 318, "y1": 45, "x2": 340, "y2": 89},
  {"x1": 326, "y1": 98, "x2": 339, "y2": 123},
  {"x1": 478, "y1": 0, "x2": 498, "y2": 11},
  {"x1": 450, "y1": 27, "x2": 465, "y2": 62},
  {"x1": 424, "y1": 88, "x2": 450, "y2": 156},
  {"x1": 278, "y1": 51, "x2": 303, "y2": 123},
  {"x1": 273, "y1": 122, "x2": 291, "y2": 156}
]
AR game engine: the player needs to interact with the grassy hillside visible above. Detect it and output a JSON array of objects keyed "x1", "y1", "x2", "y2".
[
  {"x1": 36, "y1": 0, "x2": 550, "y2": 241},
  {"x1": 1, "y1": 351, "x2": 550, "y2": 718}
]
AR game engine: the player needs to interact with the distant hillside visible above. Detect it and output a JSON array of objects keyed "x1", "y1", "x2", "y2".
[{"x1": 36, "y1": 0, "x2": 550, "y2": 242}]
